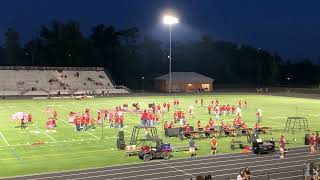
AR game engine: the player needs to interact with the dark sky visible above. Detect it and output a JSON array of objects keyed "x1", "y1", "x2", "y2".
[{"x1": 1, "y1": 0, "x2": 320, "y2": 61}]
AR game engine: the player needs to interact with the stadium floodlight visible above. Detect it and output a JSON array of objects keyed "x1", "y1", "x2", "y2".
[
  {"x1": 163, "y1": 15, "x2": 179, "y2": 93},
  {"x1": 163, "y1": 15, "x2": 179, "y2": 25}
]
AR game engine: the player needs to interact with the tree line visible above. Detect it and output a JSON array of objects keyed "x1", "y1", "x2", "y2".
[{"x1": 0, "y1": 20, "x2": 319, "y2": 89}]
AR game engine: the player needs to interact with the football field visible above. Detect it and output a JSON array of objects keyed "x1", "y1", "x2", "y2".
[{"x1": 0, "y1": 93, "x2": 319, "y2": 178}]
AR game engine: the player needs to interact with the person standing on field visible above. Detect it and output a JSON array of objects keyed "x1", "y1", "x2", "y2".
[{"x1": 211, "y1": 136, "x2": 218, "y2": 155}]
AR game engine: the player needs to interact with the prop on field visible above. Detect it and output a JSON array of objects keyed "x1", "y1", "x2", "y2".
[
  {"x1": 11, "y1": 112, "x2": 30, "y2": 129},
  {"x1": 32, "y1": 140, "x2": 45, "y2": 146},
  {"x1": 132, "y1": 103, "x2": 140, "y2": 113}
]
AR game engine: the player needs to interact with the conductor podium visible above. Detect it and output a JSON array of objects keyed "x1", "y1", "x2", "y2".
[
  {"x1": 283, "y1": 117, "x2": 309, "y2": 134},
  {"x1": 252, "y1": 139, "x2": 275, "y2": 155}
]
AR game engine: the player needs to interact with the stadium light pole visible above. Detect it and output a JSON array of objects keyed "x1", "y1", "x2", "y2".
[{"x1": 163, "y1": 15, "x2": 179, "y2": 93}]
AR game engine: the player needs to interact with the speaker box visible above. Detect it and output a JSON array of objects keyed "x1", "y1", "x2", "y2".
[
  {"x1": 117, "y1": 139, "x2": 126, "y2": 150},
  {"x1": 166, "y1": 128, "x2": 180, "y2": 137},
  {"x1": 118, "y1": 131, "x2": 124, "y2": 140}
]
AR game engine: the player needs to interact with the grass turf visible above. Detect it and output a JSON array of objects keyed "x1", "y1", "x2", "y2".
[{"x1": 0, "y1": 93, "x2": 319, "y2": 177}]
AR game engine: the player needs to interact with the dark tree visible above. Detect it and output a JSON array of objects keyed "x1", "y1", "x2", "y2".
[{"x1": 3, "y1": 28, "x2": 23, "y2": 65}]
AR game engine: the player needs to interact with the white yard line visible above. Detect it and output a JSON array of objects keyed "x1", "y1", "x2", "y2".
[
  {"x1": 34, "y1": 127, "x2": 56, "y2": 142},
  {"x1": 0, "y1": 131, "x2": 10, "y2": 146}
]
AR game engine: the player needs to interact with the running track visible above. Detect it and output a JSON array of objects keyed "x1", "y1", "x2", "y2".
[{"x1": 5, "y1": 146, "x2": 319, "y2": 180}]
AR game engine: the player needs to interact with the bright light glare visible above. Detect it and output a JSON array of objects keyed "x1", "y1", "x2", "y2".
[{"x1": 163, "y1": 15, "x2": 179, "y2": 25}]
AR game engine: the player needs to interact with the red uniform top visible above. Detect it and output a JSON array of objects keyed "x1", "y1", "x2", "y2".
[
  {"x1": 141, "y1": 111, "x2": 148, "y2": 120},
  {"x1": 226, "y1": 105, "x2": 230, "y2": 112},
  {"x1": 169, "y1": 122, "x2": 174, "y2": 128},
  {"x1": 231, "y1": 106, "x2": 236, "y2": 112},
  {"x1": 157, "y1": 105, "x2": 161, "y2": 110},
  {"x1": 21, "y1": 118, "x2": 25, "y2": 124},
  {"x1": 114, "y1": 115, "x2": 119, "y2": 123},
  {"x1": 164, "y1": 122, "x2": 169, "y2": 129},
  {"x1": 148, "y1": 114, "x2": 154, "y2": 121},
  {"x1": 163, "y1": 103, "x2": 167, "y2": 108},
  {"x1": 208, "y1": 105, "x2": 212, "y2": 111},
  {"x1": 183, "y1": 123, "x2": 187, "y2": 128},
  {"x1": 173, "y1": 100, "x2": 177, "y2": 105},
  {"x1": 211, "y1": 139, "x2": 217, "y2": 147},
  {"x1": 209, "y1": 119, "x2": 214, "y2": 127},
  {"x1": 177, "y1": 100, "x2": 180, "y2": 105},
  {"x1": 185, "y1": 126, "x2": 190, "y2": 133},
  {"x1": 242, "y1": 123, "x2": 247, "y2": 129},
  {"x1": 28, "y1": 114, "x2": 32, "y2": 121},
  {"x1": 215, "y1": 99, "x2": 219, "y2": 105},
  {"x1": 119, "y1": 116, "x2": 124, "y2": 124},
  {"x1": 167, "y1": 103, "x2": 170, "y2": 109},
  {"x1": 280, "y1": 138, "x2": 285, "y2": 149},
  {"x1": 74, "y1": 117, "x2": 80, "y2": 125},
  {"x1": 255, "y1": 123, "x2": 260, "y2": 129},
  {"x1": 309, "y1": 136, "x2": 316, "y2": 145},
  {"x1": 256, "y1": 111, "x2": 260, "y2": 117},
  {"x1": 174, "y1": 112, "x2": 178, "y2": 119},
  {"x1": 53, "y1": 111, "x2": 57, "y2": 118},
  {"x1": 205, "y1": 125, "x2": 210, "y2": 131}
]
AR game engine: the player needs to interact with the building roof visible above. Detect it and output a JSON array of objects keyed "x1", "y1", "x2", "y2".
[{"x1": 154, "y1": 72, "x2": 214, "y2": 83}]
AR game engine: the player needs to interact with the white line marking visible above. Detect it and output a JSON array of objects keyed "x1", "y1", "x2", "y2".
[
  {"x1": 270, "y1": 175, "x2": 304, "y2": 180},
  {"x1": 26, "y1": 151, "x2": 312, "y2": 180},
  {"x1": 34, "y1": 127, "x2": 56, "y2": 142},
  {"x1": 0, "y1": 131, "x2": 10, "y2": 146},
  {"x1": 160, "y1": 161, "x2": 194, "y2": 178}
]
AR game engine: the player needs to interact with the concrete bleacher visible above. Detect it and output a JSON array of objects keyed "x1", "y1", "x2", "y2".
[{"x1": 0, "y1": 66, "x2": 129, "y2": 96}]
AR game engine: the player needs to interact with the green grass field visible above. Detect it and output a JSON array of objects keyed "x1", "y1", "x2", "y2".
[{"x1": 0, "y1": 93, "x2": 319, "y2": 178}]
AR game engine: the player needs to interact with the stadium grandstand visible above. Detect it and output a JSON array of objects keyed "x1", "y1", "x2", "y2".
[{"x1": 0, "y1": 66, "x2": 129, "y2": 96}]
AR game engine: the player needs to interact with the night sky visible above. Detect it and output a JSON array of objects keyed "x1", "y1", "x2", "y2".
[{"x1": 1, "y1": 0, "x2": 320, "y2": 61}]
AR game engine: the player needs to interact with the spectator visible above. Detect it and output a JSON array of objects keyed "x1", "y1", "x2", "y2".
[
  {"x1": 196, "y1": 176, "x2": 204, "y2": 180},
  {"x1": 244, "y1": 167, "x2": 251, "y2": 180},
  {"x1": 189, "y1": 137, "x2": 196, "y2": 158},
  {"x1": 305, "y1": 163, "x2": 311, "y2": 180},
  {"x1": 313, "y1": 164, "x2": 319, "y2": 180},
  {"x1": 204, "y1": 175, "x2": 213, "y2": 180},
  {"x1": 237, "y1": 170, "x2": 247, "y2": 180}
]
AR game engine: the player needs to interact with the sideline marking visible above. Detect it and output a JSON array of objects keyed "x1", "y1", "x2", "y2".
[{"x1": 0, "y1": 131, "x2": 10, "y2": 146}]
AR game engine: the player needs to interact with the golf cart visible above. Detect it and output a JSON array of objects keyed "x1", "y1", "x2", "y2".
[{"x1": 138, "y1": 137, "x2": 172, "y2": 161}]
